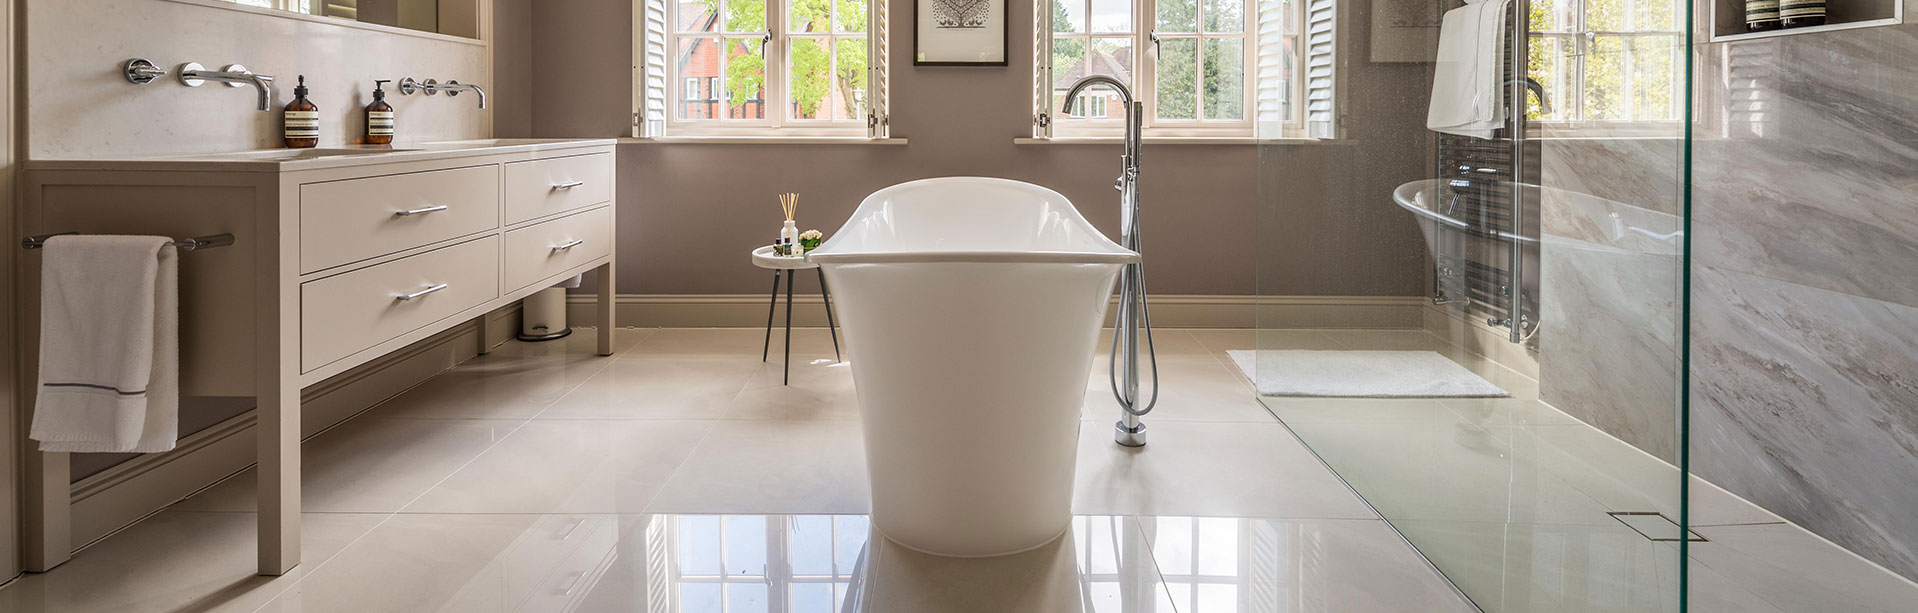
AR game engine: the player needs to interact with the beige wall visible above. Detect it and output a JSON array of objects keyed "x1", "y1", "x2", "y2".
[
  {"x1": 510, "y1": 0, "x2": 1432, "y2": 297},
  {"x1": 22, "y1": 0, "x2": 493, "y2": 158}
]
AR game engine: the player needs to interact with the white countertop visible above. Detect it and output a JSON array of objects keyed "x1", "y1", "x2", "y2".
[{"x1": 23, "y1": 138, "x2": 620, "y2": 173}]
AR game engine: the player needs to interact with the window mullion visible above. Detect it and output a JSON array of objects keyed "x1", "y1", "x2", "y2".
[
  {"x1": 1139, "y1": 0, "x2": 1154, "y2": 129},
  {"x1": 770, "y1": 0, "x2": 786, "y2": 128}
]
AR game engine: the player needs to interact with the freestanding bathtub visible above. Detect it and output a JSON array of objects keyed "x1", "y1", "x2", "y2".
[{"x1": 810, "y1": 177, "x2": 1138, "y2": 557}]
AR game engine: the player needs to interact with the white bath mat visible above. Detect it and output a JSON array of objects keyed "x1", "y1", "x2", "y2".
[{"x1": 1226, "y1": 350, "x2": 1510, "y2": 398}]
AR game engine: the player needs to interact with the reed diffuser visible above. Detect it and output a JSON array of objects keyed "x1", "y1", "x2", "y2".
[{"x1": 777, "y1": 193, "x2": 801, "y2": 257}]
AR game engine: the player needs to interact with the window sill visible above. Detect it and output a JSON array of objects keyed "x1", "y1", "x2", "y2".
[
  {"x1": 1013, "y1": 137, "x2": 1338, "y2": 146},
  {"x1": 622, "y1": 136, "x2": 907, "y2": 146}
]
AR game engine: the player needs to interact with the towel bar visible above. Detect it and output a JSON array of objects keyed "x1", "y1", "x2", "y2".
[{"x1": 21, "y1": 232, "x2": 236, "y2": 251}]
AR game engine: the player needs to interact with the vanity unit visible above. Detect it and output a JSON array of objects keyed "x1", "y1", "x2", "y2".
[{"x1": 17, "y1": 138, "x2": 617, "y2": 574}]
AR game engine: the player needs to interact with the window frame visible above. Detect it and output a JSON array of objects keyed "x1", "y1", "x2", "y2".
[
  {"x1": 1043, "y1": 0, "x2": 1283, "y2": 139},
  {"x1": 1526, "y1": 0, "x2": 1684, "y2": 135},
  {"x1": 657, "y1": 0, "x2": 885, "y2": 138}
]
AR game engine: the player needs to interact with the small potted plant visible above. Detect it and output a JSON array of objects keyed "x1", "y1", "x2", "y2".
[{"x1": 800, "y1": 229, "x2": 824, "y2": 253}]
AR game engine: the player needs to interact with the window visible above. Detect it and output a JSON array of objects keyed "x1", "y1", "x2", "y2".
[
  {"x1": 1035, "y1": 0, "x2": 1336, "y2": 139},
  {"x1": 667, "y1": 515, "x2": 867, "y2": 611},
  {"x1": 638, "y1": 0, "x2": 891, "y2": 138},
  {"x1": 1527, "y1": 0, "x2": 1682, "y2": 130}
]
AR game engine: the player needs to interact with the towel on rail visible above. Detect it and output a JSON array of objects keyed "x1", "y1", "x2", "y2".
[
  {"x1": 1427, "y1": 0, "x2": 1512, "y2": 139},
  {"x1": 30, "y1": 235, "x2": 180, "y2": 453}
]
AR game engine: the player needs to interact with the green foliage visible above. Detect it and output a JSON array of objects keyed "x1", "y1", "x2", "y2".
[{"x1": 1525, "y1": 0, "x2": 1679, "y2": 122}]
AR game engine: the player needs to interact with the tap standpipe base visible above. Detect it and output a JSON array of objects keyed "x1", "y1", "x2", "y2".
[{"x1": 1115, "y1": 419, "x2": 1147, "y2": 447}]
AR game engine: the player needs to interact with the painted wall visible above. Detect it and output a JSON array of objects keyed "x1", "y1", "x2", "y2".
[
  {"x1": 511, "y1": 0, "x2": 1432, "y2": 297},
  {"x1": 1689, "y1": 3, "x2": 1918, "y2": 583},
  {"x1": 23, "y1": 0, "x2": 492, "y2": 158}
]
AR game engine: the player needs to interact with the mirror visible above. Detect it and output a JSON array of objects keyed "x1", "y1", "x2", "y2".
[{"x1": 219, "y1": 0, "x2": 480, "y2": 38}]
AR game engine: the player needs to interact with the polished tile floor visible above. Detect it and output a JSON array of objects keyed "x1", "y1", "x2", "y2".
[
  {"x1": 0, "y1": 327, "x2": 1912, "y2": 612},
  {"x1": 0, "y1": 327, "x2": 1473, "y2": 613}
]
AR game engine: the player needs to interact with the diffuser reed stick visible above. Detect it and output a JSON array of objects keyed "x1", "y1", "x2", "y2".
[{"x1": 777, "y1": 193, "x2": 801, "y2": 256}]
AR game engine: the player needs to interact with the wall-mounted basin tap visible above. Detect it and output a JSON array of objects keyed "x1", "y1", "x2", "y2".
[
  {"x1": 178, "y1": 63, "x2": 276, "y2": 111},
  {"x1": 397, "y1": 77, "x2": 487, "y2": 109}
]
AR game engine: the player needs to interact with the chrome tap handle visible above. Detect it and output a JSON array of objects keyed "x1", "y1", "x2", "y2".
[
  {"x1": 398, "y1": 77, "x2": 423, "y2": 96},
  {"x1": 123, "y1": 59, "x2": 166, "y2": 85}
]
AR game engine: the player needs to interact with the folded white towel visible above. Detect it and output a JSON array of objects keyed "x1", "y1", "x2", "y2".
[
  {"x1": 1427, "y1": 0, "x2": 1512, "y2": 139},
  {"x1": 30, "y1": 235, "x2": 180, "y2": 453}
]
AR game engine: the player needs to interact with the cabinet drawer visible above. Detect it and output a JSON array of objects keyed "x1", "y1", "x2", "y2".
[
  {"x1": 504, "y1": 153, "x2": 612, "y2": 224},
  {"x1": 504, "y1": 207, "x2": 612, "y2": 292},
  {"x1": 301, "y1": 236, "x2": 500, "y2": 371},
  {"x1": 300, "y1": 164, "x2": 500, "y2": 273}
]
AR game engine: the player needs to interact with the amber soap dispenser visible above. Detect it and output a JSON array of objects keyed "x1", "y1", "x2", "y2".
[
  {"x1": 283, "y1": 75, "x2": 319, "y2": 149},
  {"x1": 365, "y1": 79, "x2": 395, "y2": 145}
]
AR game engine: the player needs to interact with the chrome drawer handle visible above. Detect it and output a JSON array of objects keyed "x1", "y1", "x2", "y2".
[
  {"x1": 551, "y1": 181, "x2": 585, "y2": 190},
  {"x1": 394, "y1": 283, "x2": 449, "y2": 301},
  {"x1": 394, "y1": 205, "x2": 449, "y2": 216},
  {"x1": 552, "y1": 239, "x2": 585, "y2": 251}
]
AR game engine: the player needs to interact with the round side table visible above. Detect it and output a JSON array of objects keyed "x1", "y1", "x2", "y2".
[{"x1": 750, "y1": 246, "x2": 842, "y2": 384}]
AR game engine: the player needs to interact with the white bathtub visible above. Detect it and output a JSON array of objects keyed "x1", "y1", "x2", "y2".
[{"x1": 811, "y1": 177, "x2": 1138, "y2": 557}]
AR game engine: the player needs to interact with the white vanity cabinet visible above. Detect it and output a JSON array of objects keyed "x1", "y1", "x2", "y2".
[{"x1": 18, "y1": 139, "x2": 618, "y2": 575}]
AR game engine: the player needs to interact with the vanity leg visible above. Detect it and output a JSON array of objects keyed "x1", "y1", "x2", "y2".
[
  {"x1": 258, "y1": 370, "x2": 301, "y2": 575},
  {"x1": 596, "y1": 260, "x2": 616, "y2": 356},
  {"x1": 259, "y1": 200, "x2": 302, "y2": 576},
  {"x1": 22, "y1": 448, "x2": 72, "y2": 571},
  {"x1": 476, "y1": 314, "x2": 496, "y2": 355}
]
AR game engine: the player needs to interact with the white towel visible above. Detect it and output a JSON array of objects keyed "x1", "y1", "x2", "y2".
[
  {"x1": 30, "y1": 235, "x2": 180, "y2": 453},
  {"x1": 1427, "y1": 0, "x2": 1512, "y2": 139}
]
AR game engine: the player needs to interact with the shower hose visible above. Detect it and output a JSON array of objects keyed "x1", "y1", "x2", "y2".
[{"x1": 1108, "y1": 232, "x2": 1160, "y2": 418}]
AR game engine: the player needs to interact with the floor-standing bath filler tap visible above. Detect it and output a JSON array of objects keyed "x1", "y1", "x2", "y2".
[{"x1": 1063, "y1": 75, "x2": 1159, "y2": 447}]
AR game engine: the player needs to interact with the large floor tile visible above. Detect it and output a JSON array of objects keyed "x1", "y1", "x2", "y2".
[
  {"x1": 1261, "y1": 395, "x2": 1475, "y2": 425},
  {"x1": 1286, "y1": 421, "x2": 1626, "y2": 527},
  {"x1": 0, "y1": 511, "x2": 383, "y2": 613},
  {"x1": 403, "y1": 419, "x2": 715, "y2": 514},
  {"x1": 537, "y1": 357, "x2": 760, "y2": 420},
  {"x1": 647, "y1": 420, "x2": 871, "y2": 514},
  {"x1": 1072, "y1": 421, "x2": 1375, "y2": 519},
  {"x1": 1393, "y1": 518, "x2": 1683, "y2": 613},
  {"x1": 1689, "y1": 523, "x2": 1918, "y2": 613},
  {"x1": 854, "y1": 515, "x2": 1178, "y2": 612},
  {"x1": 255, "y1": 513, "x2": 551, "y2": 612},
  {"x1": 175, "y1": 417, "x2": 522, "y2": 513},
  {"x1": 724, "y1": 356, "x2": 861, "y2": 421},
  {"x1": 374, "y1": 329, "x2": 643, "y2": 420},
  {"x1": 1082, "y1": 356, "x2": 1275, "y2": 423},
  {"x1": 1138, "y1": 516, "x2": 1477, "y2": 613},
  {"x1": 624, "y1": 326, "x2": 844, "y2": 361}
]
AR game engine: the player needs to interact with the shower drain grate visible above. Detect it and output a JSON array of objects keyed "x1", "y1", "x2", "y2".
[{"x1": 1608, "y1": 511, "x2": 1709, "y2": 542}]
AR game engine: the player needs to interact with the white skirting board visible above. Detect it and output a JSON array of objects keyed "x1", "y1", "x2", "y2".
[
  {"x1": 62, "y1": 306, "x2": 521, "y2": 556},
  {"x1": 566, "y1": 294, "x2": 1432, "y2": 330}
]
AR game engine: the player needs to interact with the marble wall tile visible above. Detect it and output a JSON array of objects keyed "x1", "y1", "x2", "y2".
[
  {"x1": 1539, "y1": 138, "x2": 1684, "y2": 219},
  {"x1": 1691, "y1": 265, "x2": 1918, "y2": 582},
  {"x1": 1692, "y1": 26, "x2": 1918, "y2": 309},
  {"x1": 1538, "y1": 233, "x2": 1683, "y2": 462},
  {"x1": 1535, "y1": 138, "x2": 1687, "y2": 464}
]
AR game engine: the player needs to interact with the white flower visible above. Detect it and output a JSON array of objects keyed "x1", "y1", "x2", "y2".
[{"x1": 800, "y1": 229, "x2": 823, "y2": 240}]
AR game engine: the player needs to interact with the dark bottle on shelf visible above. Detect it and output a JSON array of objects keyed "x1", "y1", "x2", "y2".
[
  {"x1": 283, "y1": 75, "x2": 319, "y2": 149},
  {"x1": 1780, "y1": 0, "x2": 1827, "y2": 28},
  {"x1": 1746, "y1": 0, "x2": 1782, "y2": 31}
]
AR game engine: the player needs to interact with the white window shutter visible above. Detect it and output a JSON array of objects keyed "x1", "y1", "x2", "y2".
[
  {"x1": 867, "y1": 0, "x2": 890, "y2": 139},
  {"x1": 1301, "y1": 0, "x2": 1337, "y2": 139},
  {"x1": 638, "y1": 0, "x2": 670, "y2": 138},
  {"x1": 1032, "y1": 0, "x2": 1053, "y2": 139},
  {"x1": 1253, "y1": 0, "x2": 1289, "y2": 138}
]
